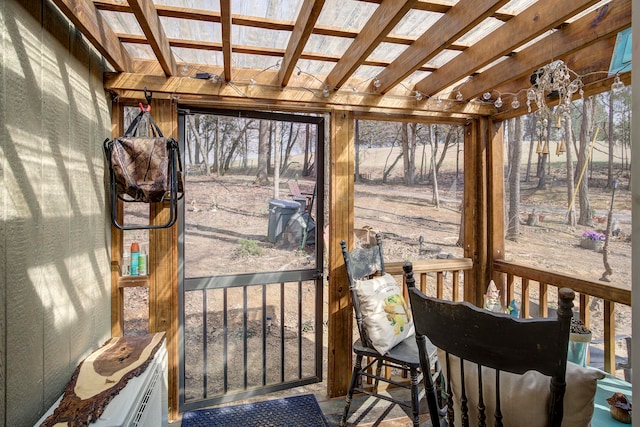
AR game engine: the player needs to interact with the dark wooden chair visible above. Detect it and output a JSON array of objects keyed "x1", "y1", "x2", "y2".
[
  {"x1": 340, "y1": 235, "x2": 439, "y2": 427},
  {"x1": 404, "y1": 262, "x2": 574, "y2": 427}
]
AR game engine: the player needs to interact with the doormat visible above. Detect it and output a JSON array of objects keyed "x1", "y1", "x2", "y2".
[{"x1": 181, "y1": 394, "x2": 330, "y2": 427}]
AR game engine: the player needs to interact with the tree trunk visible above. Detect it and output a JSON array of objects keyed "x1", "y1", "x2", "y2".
[
  {"x1": 564, "y1": 115, "x2": 576, "y2": 226},
  {"x1": 189, "y1": 115, "x2": 210, "y2": 175},
  {"x1": 525, "y1": 115, "x2": 535, "y2": 182},
  {"x1": 254, "y1": 119, "x2": 270, "y2": 185},
  {"x1": 429, "y1": 124, "x2": 440, "y2": 207},
  {"x1": 303, "y1": 123, "x2": 311, "y2": 176},
  {"x1": 402, "y1": 123, "x2": 416, "y2": 185},
  {"x1": 506, "y1": 117, "x2": 522, "y2": 241},
  {"x1": 577, "y1": 97, "x2": 594, "y2": 225},
  {"x1": 607, "y1": 90, "x2": 614, "y2": 188}
]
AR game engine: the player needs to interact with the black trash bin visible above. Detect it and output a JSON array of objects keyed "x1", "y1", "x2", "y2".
[{"x1": 267, "y1": 199, "x2": 300, "y2": 243}]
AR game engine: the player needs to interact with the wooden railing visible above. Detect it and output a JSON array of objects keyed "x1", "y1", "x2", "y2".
[
  {"x1": 384, "y1": 258, "x2": 631, "y2": 377},
  {"x1": 386, "y1": 258, "x2": 474, "y2": 305},
  {"x1": 493, "y1": 259, "x2": 631, "y2": 375}
]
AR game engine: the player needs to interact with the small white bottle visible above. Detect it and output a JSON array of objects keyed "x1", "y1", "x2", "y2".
[
  {"x1": 139, "y1": 244, "x2": 148, "y2": 276},
  {"x1": 122, "y1": 253, "x2": 130, "y2": 276}
]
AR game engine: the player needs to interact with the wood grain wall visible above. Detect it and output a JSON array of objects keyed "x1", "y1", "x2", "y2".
[{"x1": 0, "y1": 1, "x2": 112, "y2": 425}]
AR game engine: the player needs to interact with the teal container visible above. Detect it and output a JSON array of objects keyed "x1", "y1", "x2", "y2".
[{"x1": 567, "y1": 332, "x2": 592, "y2": 366}]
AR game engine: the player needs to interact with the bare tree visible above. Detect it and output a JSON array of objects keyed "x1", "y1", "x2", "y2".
[
  {"x1": 402, "y1": 123, "x2": 417, "y2": 185},
  {"x1": 429, "y1": 124, "x2": 440, "y2": 207},
  {"x1": 564, "y1": 115, "x2": 576, "y2": 226},
  {"x1": 506, "y1": 117, "x2": 522, "y2": 241},
  {"x1": 577, "y1": 97, "x2": 595, "y2": 226},
  {"x1": 254, "y1": 120, "x2": 270, "y2": 185}
]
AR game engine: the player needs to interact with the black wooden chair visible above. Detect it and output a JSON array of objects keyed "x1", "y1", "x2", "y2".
[
  {"x1": 404, "y1": 262, "x2": 574, "y2": 427},
  {"x1": 340, "y1": 235, "x2": 439, "y2": 427}
]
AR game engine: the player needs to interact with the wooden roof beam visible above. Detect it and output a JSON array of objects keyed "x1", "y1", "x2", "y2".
[
  {"x1": 414, "y1": 0, "x2": 600, "y2": 97},
  {"x1": 357, "y1": 0, "x2": 516, "y2": 21},
  {"x1": 373, "y1": 0, "x2": 510, "y2": 94},
  {"x1": 51, "y1": 0, "x2": 133, "y2": 72},
  {"x1": 103, "y1": 70, "x2": 495, "y2": 116},
  {"x1": 279, "y1": 0, "x2": 326, "y2": 86},
  {"x1": 220, "y1": 0, "x2": 232, "y2": 81},
  {"x1": 461, "y1": 0, "x2": 631, "y2": 101},
  {"x1": 325, "y1": 0, "x2": 419, "y2": 90},
  {"x1": 120, "y1": 36, "x2": 436, "y2": 73},
  {"x1": 128, "y1": 0, "x2": 177, "y2": 76}
]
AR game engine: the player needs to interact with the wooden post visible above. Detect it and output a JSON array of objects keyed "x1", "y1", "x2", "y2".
[
  {"x1": 110, "y1": 101, "x2": 125, "y2": 337},
  {"x1": 327, "y1": 109, "x2": 354, "y2": 398},
  {"x1": 488, "y1": 120, "x2": 506, "y2": 305},
  {"x1": 147, "y1": 98, "x2": 179, "y2": 419}
]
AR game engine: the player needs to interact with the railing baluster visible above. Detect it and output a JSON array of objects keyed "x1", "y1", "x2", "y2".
[
  {"x1": 437, "y1": 272, "x2": 444, "y2": 298},
  {"x1": 420, "y1": 272, "x2": 427, "y2": 294},
  {"x1": 243, "y1": 285, "x2": 248, "y2": 388},
  {"x1": 522, "y1": 278, "x2": 530, "y2": 319},
  {"x1": 506, "y1": 273, "x2": 515, "y2": 307},
  {"x1": 298, "y1": 280, "x2": 303, "y2": 379},
  {"x1": 539, "y1": 283, "x2": 548, "y2": 318},
  {"x1": 223, "y1": 288, "x2": 228, "y2": 393},
  {"x1": 580, "y1": 294, "x2": 590, "y2": 327},
  {"x1": 203, "y1": 290, "x2": 208, "y2": 398},
  {"x1": 604, "y1": 300, "x2": 616, "y2": 374},
  {"x1": 280, "y1": 282, "x2": 285, "y2": 383},
  {"x1": 262, "y1": 284, "x2": 267, "y2": 386},
  {"x1": 453, "y1": 271, "x2": 460, "y2": 301}
]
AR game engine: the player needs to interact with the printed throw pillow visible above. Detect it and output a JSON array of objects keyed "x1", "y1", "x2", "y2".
[
  {"x1": 438, "y1": 349, "x2": 605, "y2": 427},
  {"x1": 354, "y1": 273, "x2": 415, "y2": 355}
]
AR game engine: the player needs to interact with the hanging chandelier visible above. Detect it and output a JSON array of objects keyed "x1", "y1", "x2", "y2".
[{"x1": 527, "y1": 60, "x2": 583, "y2": 121}]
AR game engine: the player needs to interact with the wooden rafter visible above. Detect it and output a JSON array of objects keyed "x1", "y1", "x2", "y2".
[
  {"x1": 374, "y1": 0, "x2": 511, "y2": 94},
  {"x1": 324, "y1": 0, "x2": 419, "y2": 90},
  {"x1": 460, "y1": 0, "x2": 631, "y2": 101},
  {"x1": 414, "y1": 0, "x2": 600, "y2": 97},
  {"x1": 118, "y1": 35, "x2": 437, "y2": 73},
  {"x1": 220, "y1": 0, "x2": 232, "y2": 81},
  {"x1": 279, "y1": 0, "x2": 326, "y2": 86},
  {"x1": 128, "y1": 0, "x2": 177, "y2": 76},
  {"x1": 92, "y1": 1, "x2": 470, "y2": 51},
  {"x1": 51, "y1": 0, "x2": 133, "y2": 72},
  {"x1": 358, "y1": 0, "x2": 516, "y2": 21}
]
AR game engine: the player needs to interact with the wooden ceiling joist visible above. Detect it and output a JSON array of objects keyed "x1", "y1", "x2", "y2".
[
  {"x1": 51, "y1": 0, "x2": 133, "y2": 72},
  {"x1": 128, "y1": 0, "x2": 177, "y2": 76},
  {"x1": 279, "y1": 0, "x2": 326, "y2": 86},
  {"x1": 104, "y1": 71, "x2": 495, "y2": 116},
  {"x1": 373, "y1": 0, "x2": 511, "y2": 94},
  {"x1": 358, "y1": 0, "x2": 517, "y2": 21},
  {"x1": 460, "y1": 0, "x2": 631, "y2": 101},
  {"x1": 220, "y1": 0, "x2": 232, "y2": 81},
  {"x1": 414, "y1": 0, "x2": 600, "y2": 97},
  {"x1": 325, "y1": 0, "x2": 419, "y2": 90}
]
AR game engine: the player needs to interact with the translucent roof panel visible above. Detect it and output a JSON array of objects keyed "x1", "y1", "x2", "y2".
[
  {"x1": 160, "y1": 17, "x2": 220, "y2": 42},
  {"x1": 232, "y1": 0, "x2": 302, "y2": 21},
  {"x1": 454, "y1": 18, "x2": 503, "y2": 47},
  {"x1": 233, "y1": 53, "x2": 283, "y2": 71},
  {"x1": 352, "y1": 65, "x2": 384, "y2": 81},
  {"x1": 99, "y1": 11, "x2": 143, "y2": 36},
  {"x1": 427, "y1": 50, "x2": 462, "y2": 68},
  {"x1": 173, "y1": 47, "x2": 223, "y2": 67},
  {"x1": 305, "y1": 34, "x2": 353, "y2": 58},
  {"x1": 390, "y1": 9, "x2": 443, "y2": 37},
  {"x1": 316, "y1": 0, "x2": 377, "y2": 30},
  {"x1": 367, "y1": 42, "x2": 409, "y2": 63},
  {"x1": 233, "y1": 26, "x2": 291, "y2": 50},
  {"x1": 124, "y1": 43, "x2": 156, "y2": 60},
  {"x1": 154, "y1": 0, "x2": 220, "y2": 10},
  {"x1": 295, "y1": 59, "x2": 337, "y2": 78},
  {"x1": 498, "y1": 0, "x2": 538, "y2": 14}
]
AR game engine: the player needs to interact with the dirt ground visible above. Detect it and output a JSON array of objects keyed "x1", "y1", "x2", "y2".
[{"x1": 123, "y1": 162, "x2": 633, "y2": 398}]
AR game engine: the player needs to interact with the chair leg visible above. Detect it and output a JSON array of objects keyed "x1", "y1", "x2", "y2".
[
  {"x1": 340, "y1": 354, "x2": 363, "y2": 427},
  {"x1": 410, "y1": 367, "x2": 420, "y2": 427}
]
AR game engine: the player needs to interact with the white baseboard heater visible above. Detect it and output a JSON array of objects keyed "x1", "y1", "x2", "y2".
[{"x1": 36, "y1": 338, "x2": 168, "y2": 427}]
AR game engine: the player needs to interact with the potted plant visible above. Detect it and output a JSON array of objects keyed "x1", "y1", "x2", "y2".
[
  {"x1": 580, "y1": 230, "x2": 605, "y2": 252},
  {"x1": 568, "y1": 318, "x2": 592, "y2": 367}
]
